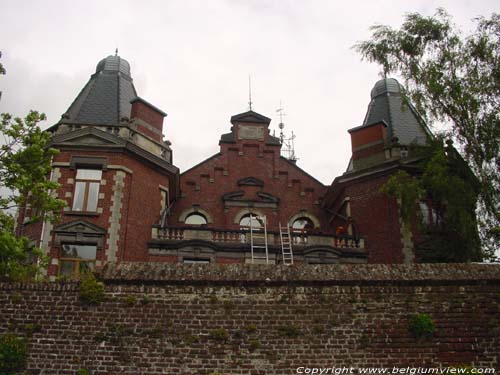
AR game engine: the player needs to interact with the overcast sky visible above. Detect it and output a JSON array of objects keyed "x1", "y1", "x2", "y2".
[{"x1": 1, "y1": 0, "x2": 497, "y2": 185}]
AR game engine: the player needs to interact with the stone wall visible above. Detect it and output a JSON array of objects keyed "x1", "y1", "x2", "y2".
[{"x1": 1, "y1": 263, "x2": 499, "y2": 374}]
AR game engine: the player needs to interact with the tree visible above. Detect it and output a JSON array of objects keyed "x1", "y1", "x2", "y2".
[
  {"x1": 355, "y1": 9, "x2": 499, "y2": 257},
  {"x1": 0, "y1": 54, "x2": 65, "y2": 281},
  {"x1": 382, "y1": 140, "x2": 482, "y2": 262},
  {"x1": 0, "y1": 112, "x2": 65, "y2": 280}
]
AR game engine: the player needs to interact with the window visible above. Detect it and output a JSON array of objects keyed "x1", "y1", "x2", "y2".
[
  {"x1": 239, "y1": 214, "x2": 263, "y2": 228},
  {"x1": 72, "y1": 169, "x2": 102, "y2": 212},
  {"x1": 292, "y1": 217, "x2": 314, "y2": 231},
  {"x1": 60, "y1": 244, "x2": 97, "y2": 277},
  {"x1": 419, "y1": 201, "x2": 441, "y2": 227},
  {"x1": 185, "y1": 212, "x2": 208, "y2": 225}
]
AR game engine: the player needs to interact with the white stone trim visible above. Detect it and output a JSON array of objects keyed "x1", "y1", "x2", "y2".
[
  {"x1": 108, "y1": 165, "x2": 133, "y2": 174},
  {"x1": 41, "y1": 167, "x2": 61, "y2": 272},
  {"x1": 106, "y1": 171, "x2": 126, "y2": 262},
  {"x1": 52, "y1": 162, "x2": 71, "y2": 167}
]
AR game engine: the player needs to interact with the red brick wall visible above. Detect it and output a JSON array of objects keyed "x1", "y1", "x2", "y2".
[
  {"x1": 343, "y1": 175, "x2": 404, "y2": 263},
  {"x1": 1, "y1": 263, "x2": 499, "y2": 374}
]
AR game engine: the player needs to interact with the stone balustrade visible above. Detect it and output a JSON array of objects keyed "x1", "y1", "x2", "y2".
[{"x1": 153, "y1": 225, "x2": 364, "y2": 249}]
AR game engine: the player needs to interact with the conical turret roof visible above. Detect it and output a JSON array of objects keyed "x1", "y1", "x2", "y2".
[
  {"x1": 62, "y1": 54, "x2": 137, "y2": 126},
  {"x1": 362, "y1": 78, "x2": 430, "y2": 145}
]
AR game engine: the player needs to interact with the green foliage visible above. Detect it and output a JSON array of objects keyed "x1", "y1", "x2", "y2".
[
  {"x1": 244, "y1": 324, "x2": 257, "y2": 333},
  {"x1": 76, "y1": 369, "x2": 91, "y2": 375},
  {"x1": 0, "y1": 112, "x2": 66, "y2": 281},
  {"x1": 248, "y1": 339, "x2": 262, "y2": 351},
  {"x1": 420, "y1": 145, "x2": 482, "y2": 261},
  {"x1": 381, "y1": 171, "x2": 425, "y2": 222},
  {"x1": 0, "y1": 333, "x2": 27, "y2": 375},
  {"x1": 10, "y1": 293, "x2": 22, "y2": 304},
  {"x1": 0, "y1": 58, "x2": 66, "y2": 280},
  {"x1": 0, "y1": 51, "x2": 5, "y2": 75},
  {"x1": 276, "y1": 324, "x2": 302, "y2": 338},
  {"x1": 183, "y1": 334, "x2": 199, "y2": 344},
  {"x1": 355, "y1": 9, "x2": 500, "y2": 254},
  {"x1": 23, "y1": 323, "x2": 41, "y2": 336},
  {"x1": 381, "y1": 141, "x2": 482, "y2": 262},
  {"x1": 0, "y1": 228, "x2": 49, "y2": 281},
  {"x1": 79, "y1": 273, "x2": 105, "y2": 305},
  {"x1": 209, "y1": 328, "x2": 229, "y2": 342},
  {"x1": 124, "y1": 295, "x2": 137, "y2": 306},
  {"x1": 408, "y1": 313, "x2": 435, "y2": 340},
  {"x1": 0, "y1": 111, "x2": 65, "y2": 222}
]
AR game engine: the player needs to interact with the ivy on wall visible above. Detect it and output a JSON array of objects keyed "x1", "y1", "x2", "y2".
[{"x1": 382, "y1": 140, "x2": 482, "y2": 262}]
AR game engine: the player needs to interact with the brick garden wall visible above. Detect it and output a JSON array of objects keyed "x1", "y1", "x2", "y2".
[{"x1": 1, "y1": 263, "x2": 499, "y2": 374}]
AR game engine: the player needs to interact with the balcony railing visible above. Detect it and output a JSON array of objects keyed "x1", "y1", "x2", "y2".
[{"x1": 152, "y1": 226, "x2": 364, "y2": 249}]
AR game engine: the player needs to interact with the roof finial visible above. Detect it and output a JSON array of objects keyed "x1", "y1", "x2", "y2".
[
  {"x1": 248, "y1": 75, "x2": 253, "y2": 111},
  {"x1": 115, "y1": 48, "x2": 118, "y2": 56}
]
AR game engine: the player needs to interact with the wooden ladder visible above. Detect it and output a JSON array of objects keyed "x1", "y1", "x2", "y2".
[
  {"x1": 250, "y1": 215, "x2": 269, "y2": 264},
  {"x1": 279, "y1": 223, "x2": 294, "y2": 265}
]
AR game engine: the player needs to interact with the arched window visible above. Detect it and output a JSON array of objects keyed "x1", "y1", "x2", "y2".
[
  {"x1": 239, "y1": 214, "x2": 263, "y2": 228},
  {"x1": 292, "y1": 217, "x2": 314, "y2": 231},
  {"x1": 185, "y1": 212, "x2": 208, "y2": 225}
]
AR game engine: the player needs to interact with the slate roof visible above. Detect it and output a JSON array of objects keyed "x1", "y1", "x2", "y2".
[
  {"x1": 219, "y1": 131, "x2": 281, "y2": 145},
  {"x1": 362, "y1": 78, "x2": 430, "y2": 145},
  {"x1": 62, "y1": 55, "x2": 137, "y2": 126},
  {"x1": 230, "y1": 110, "x2": 272, "y2": 125}
]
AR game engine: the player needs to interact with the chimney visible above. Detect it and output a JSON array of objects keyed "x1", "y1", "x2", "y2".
[
  {"x1": 130, "y1": 97, "x2": 167, "y2": 143},
  {"x1": 347, "y1": 121, "x2": 388, "y2": 170}
]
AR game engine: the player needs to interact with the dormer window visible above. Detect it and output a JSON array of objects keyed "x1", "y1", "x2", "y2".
[{"x1": 72, "y1": 169, "x2": 102, "y2": 212}]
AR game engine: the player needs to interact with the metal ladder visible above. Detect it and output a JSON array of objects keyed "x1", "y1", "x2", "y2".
[
  {"x1": 279, "y1": 223, "x2": 294, "y2": 265},
  {"x1": 250, "y1": 215, "x2": 269, "y2": 264}
]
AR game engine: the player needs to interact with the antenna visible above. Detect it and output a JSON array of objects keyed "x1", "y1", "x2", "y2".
[
  {"x1": 276, "y1": 101, "x2": 298, "y2": 162},
  {"x1": 115, "y1": 48, "x2": 118, "y2": 56},
  {"x1": 248, "y1": 75, "x2": 253, "y2": 111}
]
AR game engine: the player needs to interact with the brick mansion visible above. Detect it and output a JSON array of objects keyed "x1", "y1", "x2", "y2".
[{"x1": 16, "y1": 54, "x2": 450, "y2": 278}]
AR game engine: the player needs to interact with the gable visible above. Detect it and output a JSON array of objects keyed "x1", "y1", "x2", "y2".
[
  {"x1": 50, "y1": 127, "x2": 126, "y2": 147},
  {"x1": 54, "y1": 220, "x2": 107, "y2": 235}
]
